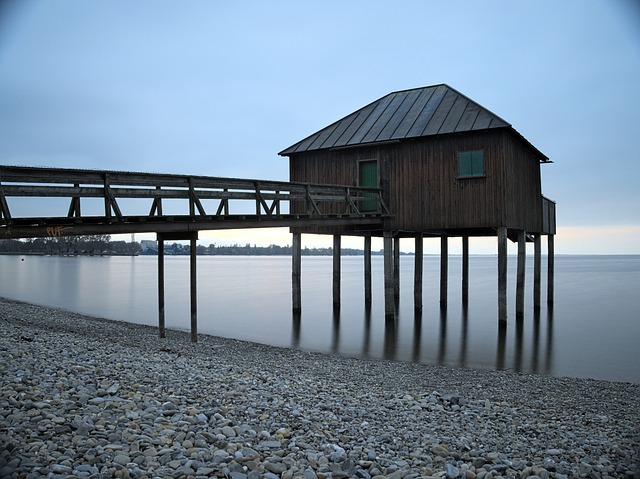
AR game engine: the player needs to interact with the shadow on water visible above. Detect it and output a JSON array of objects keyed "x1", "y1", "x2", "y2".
[{"x1": 292, "y1": 299, "x2": 556, "y2": 375}]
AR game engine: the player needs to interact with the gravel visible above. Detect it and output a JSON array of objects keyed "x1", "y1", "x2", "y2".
[{"x1": 1, "y1": 297, "x2": 639, "y2": 479}]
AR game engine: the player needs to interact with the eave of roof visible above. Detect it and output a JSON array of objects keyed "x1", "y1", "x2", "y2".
[{"x1": 279, "y1": 84, "x2": 550, "y2": 162}]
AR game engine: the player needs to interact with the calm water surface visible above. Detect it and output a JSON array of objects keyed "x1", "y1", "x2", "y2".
[{"x1": 1, "y1": 254, "x2": 638, "y2": 383}]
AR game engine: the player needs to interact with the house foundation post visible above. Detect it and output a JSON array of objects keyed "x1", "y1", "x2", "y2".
[
  {"x1": 547, "y1": 234, "x2": 555, "y2": 304},
  {"x1": 440, "y1": 235, "x2": 448, "y2": 306},
  {"x1": 384, "y1": 231, "x2": 394, "y2": 319},
  {"x1": 393, "y1": 237, "x2": 400, "y2": 300},
  {"x1": 292, "y1": 232, "x2": 302, "y2": 312},
  {"x1": 333, "y1": 235, "x2": 341, "y2": 309},
  {"x1": 498, "y1": 227, "x2": 508, "y2": 323},
  {"x1": 516, "y1": 230, "x2": 526, "y2": 317},
  {"x1": 414, "y1": 233, "x2": 423, "y2": 311},
  {"x1": 364, "y1": 235, "x2": 372, "y2": 304},
  {"x1": 462, "y1": 235, "x2": 469, "y2": 303},
  {"x1": 534, "y1": 234, "x2": 541, "y2": 310}
]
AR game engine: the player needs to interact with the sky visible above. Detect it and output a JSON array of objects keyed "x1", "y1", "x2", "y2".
[{"x1": 1, "y1": 0, "x2": 639, "y2": 254}]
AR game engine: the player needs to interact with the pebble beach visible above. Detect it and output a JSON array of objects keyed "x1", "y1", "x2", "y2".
[{"x1": 1, "y1": 298, "x2": 638, "y2": 479}]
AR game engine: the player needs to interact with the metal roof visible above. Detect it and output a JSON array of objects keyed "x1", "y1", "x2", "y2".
[{"x1": 279, "y1": 84, "x2": 547, "y2": 161}]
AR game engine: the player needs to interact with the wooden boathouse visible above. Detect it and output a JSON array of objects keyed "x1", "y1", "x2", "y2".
[
  {"x1": 0, "y1": 84, "x2": 556, "y2": 341},
  {"x1": 279, "y1": 84, "x2": 556, "y2": 321}
]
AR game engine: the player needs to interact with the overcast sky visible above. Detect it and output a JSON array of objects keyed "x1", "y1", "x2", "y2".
[{"x1": 1, "y1": 0, "x2": 639, "y2": 253}]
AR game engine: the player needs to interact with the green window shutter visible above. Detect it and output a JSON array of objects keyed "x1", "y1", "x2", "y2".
[
  {"x1": 458, "y1": 151, "x2": 472, "y2": 177},
  {"x1": 458, "y1": 150, "x2": 484, "y2": 177},
  {"x1": 471, "y1": 150, "x2": 484, "y2": 176}
]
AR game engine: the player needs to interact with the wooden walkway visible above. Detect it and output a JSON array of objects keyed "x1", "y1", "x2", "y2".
[{"x1": 0, "y1": 166, "x2": 390, "y2": 239}]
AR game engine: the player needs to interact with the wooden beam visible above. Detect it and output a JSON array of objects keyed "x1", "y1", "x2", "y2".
[
  {"x1": 190, "y1": 236, "x2": 198, "y2": 343},
  {"x1": 548, "y1": 234, "x2": 555, "y2": 304},
  {"x1": 333, "y1": 235, "x2": 341, "y2": 309},
  {"x1": 383, "y1": 231, "x2": 394, "y2": 319},
  {"x1": 516, "y1": 230, "x2": 526, "y2": 317},
  {"x1": 440, "y1": 235, "x2": 448, "y2": 306},
  {"x1": 498, "y1": 227, "x2": 508, "y2": 323},
  {"x1": 393, "y1": 237, "x2": 400, "y2": 299},
  {"x1": 534, "y1": 234, "x2": 541, "y2": 310},
  {"x1": 414, "y1": 233, "x2": 423, "y2": 311},
  {"x1": 462, "y1": 235, "x2": 469, "y2": 303},
  {"x1": 292, "y1": 232, "x2": 302, "y2": 312},
  {"x1": 364, "y1": 235, "x2": 372, "y2": 304},
  {"x1": 157, "y1": 237, "x2": 165, "y2": 338}
]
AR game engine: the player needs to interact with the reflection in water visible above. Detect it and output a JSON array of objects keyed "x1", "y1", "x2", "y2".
[
  {"x1": 459, "y1": 302, "x2": 468, "y2": 368},
  {"x1": 7, "y1": 255, "x2": 632, "y2": 382},
  {"x1": 291, "y1": 310, "x2": 301, "y2": 348},
  {"x1": 495, "y1": 305, "x2": 554, "y2": 374},
  {"x1": 437, "y1": 306, "x2": 447, "y2": 366},
  {"x1": 383, "y1": 317, "x2": 397, "y2": 360},
  {"x1": 412, "y1": 310, "x2": 422, "y2": 363},
  {"x1": 332, "y1": 307, "x2": 340, "y2": 354},
  {"x1": 304, "y1": 298, "x2": 556, "y2": 376}
]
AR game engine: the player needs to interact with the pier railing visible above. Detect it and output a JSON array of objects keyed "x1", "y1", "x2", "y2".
[{"x1": 0, "y1": 165, "x2": 390, "y2": 238}]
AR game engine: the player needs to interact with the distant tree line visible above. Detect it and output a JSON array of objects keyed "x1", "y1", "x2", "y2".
[
  {"x1": 0, "y1": 236, "x2": 140, "y2": 255},
  {"x1": 192, "y1": 243, "x2": 383, "y2": 256},
  {"x1": 1, "y1": 238, "x2": 398, "y2": 256}
]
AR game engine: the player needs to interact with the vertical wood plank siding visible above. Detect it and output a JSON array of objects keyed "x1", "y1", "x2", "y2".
[{"x1": 289, "y1": 129, "x2": 545, "y2": 235}]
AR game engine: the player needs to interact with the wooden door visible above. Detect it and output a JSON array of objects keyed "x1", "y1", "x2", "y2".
[{"x1": 359, "y1": 160, "x2": 378, "y2": 212}]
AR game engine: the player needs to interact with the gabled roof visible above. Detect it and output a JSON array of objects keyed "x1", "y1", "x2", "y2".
[{"x1": 279, "y1": 84, "x2": 548, "y2": 161}]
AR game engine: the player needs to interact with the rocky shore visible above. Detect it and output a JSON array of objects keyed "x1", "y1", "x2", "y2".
[{"x1": 1, "y1": 298, "x2": 638, "y2": 479}]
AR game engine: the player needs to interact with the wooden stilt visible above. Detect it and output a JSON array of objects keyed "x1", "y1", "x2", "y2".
[
  {"x1": 414, "y1": 233, "x2": 423, "y2": 311},
  {"x1": 534, "y1": 234, "x2": 541, "y2": 310},
  {"x1": 440, "y1": 235, "x2": 448, "y2": 306},
  {"x1": 190, "y1": 236, "x2": 197, "y2": 343},
  {"x1": 516, "y1": 230, "x2": 526, "y2": 317},
  {"x1": 157, "y1": 236, "x2": 165, "y2": 338},
  {"x1": 547, "y1": 234, "x2": 555, "y2": 304},
  {"x1": 383, "y1": 232, "x2": 394, "y2": 319},
  {"x1": 498, "y1": 227, "x2": 508, "y2": 323},
  {"x1": 364, "y1": 235, "x2": 372, "y2": 304},
  {"x1": 462, "y1": 235, "x2": 469, "y2": 303},
  {"x1": 333, "y1": 235, "x2": 341, "y2": 308},
  {"x1": 292, "y1": 232, "x2": 302, "y2": 312},
  {"x1": 393, "y1": 237, "x2": 400, "y2": 299}
]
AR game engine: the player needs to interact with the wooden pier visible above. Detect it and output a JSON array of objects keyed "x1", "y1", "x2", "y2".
[{"x1": 1, "y1": 165, "x2": 392, "y2": 341}]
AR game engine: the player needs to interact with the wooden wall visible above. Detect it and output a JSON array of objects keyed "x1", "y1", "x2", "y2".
[{"x1": 288, "y1": 129, "x2": 547, "y2": 236}]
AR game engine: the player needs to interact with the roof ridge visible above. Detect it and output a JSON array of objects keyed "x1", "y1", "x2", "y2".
[{"x1": 279, "y1": 85, "x2": 521, "y2": 156}]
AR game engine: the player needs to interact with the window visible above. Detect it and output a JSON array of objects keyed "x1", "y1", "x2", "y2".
[{"x1": 458, "y1": 150, "x2": 484, "y2": 177}]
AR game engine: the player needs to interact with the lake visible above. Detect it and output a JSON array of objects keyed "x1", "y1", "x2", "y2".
[{"x1": 1, "y1": 254, "x2": 638, "y2": 383}]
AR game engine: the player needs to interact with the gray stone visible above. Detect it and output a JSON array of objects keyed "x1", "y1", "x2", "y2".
[{"x1": 445, "y1": 463, "x2": 460, "y2": 479}]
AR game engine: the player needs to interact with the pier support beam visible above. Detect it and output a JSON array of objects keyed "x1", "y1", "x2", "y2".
[
  {"x1": 364, "y1": 235, "x2": 372, "y2": 304},
  {"x1": 333, "y1": 235, "x2": 341, "y2": 309},
  {"x1": 516, "y1": 230, "x2": 526, "y2": 318},
  {"x1": 190, "y1": 235, "x2": 197, "y2": 343},
  {"x1": 383, "y1": 231, "x2": 394, "y2": 319},
  {"x1": 292, "y1": 232, "x2": 302, "y2": 312},
  {"x1": 440, "y1": 235, "x2": 448, "y2": 306},
  {"x1": 157, "y1": 231, "x2": 199, "y2": 342},
  {"x1": 157, "y1": 238, "x2": 165, "y2": 338},
  {"x1": 534, "y1": 234, "x2": 541, "y2": 310},
  {"x1": 462, "y1": 235, "x2": 469, "y2": 303},
  {"x1": 414, "y1": 233, "x2": 423, "y2": 311},
  {"x1": 547, "y1": 234, "x2": 555, "y2": 304},
  {"x1": 498, "y1": 227, "x2": 508, "y2": 323}
]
